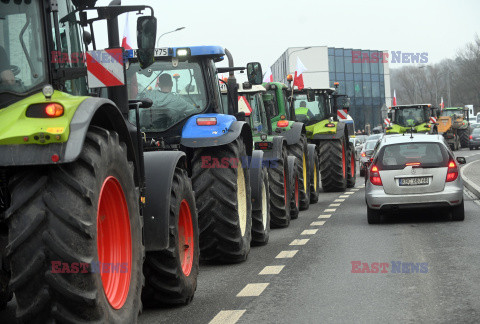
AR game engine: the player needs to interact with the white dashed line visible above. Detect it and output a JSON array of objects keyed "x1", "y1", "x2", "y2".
[
  {"x1": 259, "y1": 265, "x2": 285, "y2": 275},
  {"x1": 237, "y1": 283, "x2": 269, "y2": 297},
  {"x1": 329, "y1": 203, "x2": 340, "y2": 207},
  {"x1": 209, "y1": 310, "x2": 246, "y2": 324},
  {"x1": 334, "y1": 199, "x2": 345, "y2": 202},
  {"x1": 301, "y1": 229, "x2": 318, "y2": 235},
  {"x1": 339, "y1": 195, "x2": 349, "y2": 198},
  {"x1": 324, "y1": 209, "x2": 336, "y2": 212},
  {"x1": 352, "y1": 189, "x2": 359, "y2": 191},
  {"x1": 318, "y1": 214, "x2": 331, "y2": 218},
  {"x1": 276, "y1": 250, "x2": 298, "y2": 258},
  {"x1": 345, "y1": 191, "x2": 354, "y2": 194},
  {"x1": 311, "y1": 221, "x2": 326, "y2": 226},
  {"x1": 290, "y1": 239, "x2": 309, "y2": 246}
]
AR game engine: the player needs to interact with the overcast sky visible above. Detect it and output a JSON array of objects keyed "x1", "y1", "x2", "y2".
[{"x1": 94, "y1": 0, "x2": 480, "y2": 70}]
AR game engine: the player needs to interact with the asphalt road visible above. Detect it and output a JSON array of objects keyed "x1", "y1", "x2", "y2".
[{"x1": 1, "y1": 148, "x2": 480, "y2": 323}]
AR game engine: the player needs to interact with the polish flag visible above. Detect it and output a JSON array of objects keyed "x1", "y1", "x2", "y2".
[
  {"x1": 121, "y1": 13, "x2": 133, "y2": 50},
  {"x1": 440, "y1": 97, "x2": 444, "y2": 110},
  {"x1": 263, "y1": 66, "x2": 273, "y2": 82},
  {"x1": 392, "y1": 89, "x2": 397, "y2": 106},
  {"x1": 293, "y1": 57, "x2": 307, "y2": 90}
]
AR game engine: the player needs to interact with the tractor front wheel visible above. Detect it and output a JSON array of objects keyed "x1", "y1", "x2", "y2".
[
  {"x1": 267, "y1": 146, "x2": 291, "y2": 228},
  {"x1": 288, "y1": 135, "x2": 310, "y2": 210}
]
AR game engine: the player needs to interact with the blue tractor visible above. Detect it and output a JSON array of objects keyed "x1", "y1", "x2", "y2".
[{"x1": 125, "y1": 46, "x2": 267, "y2": 261}]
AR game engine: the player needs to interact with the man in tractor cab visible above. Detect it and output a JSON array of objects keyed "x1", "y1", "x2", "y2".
[
  {"x1": 0, "y1": 46, "x2": 15, "y2": 87},
  {"x1": 295, "y1": 100, "x2": 314, "y2": 122},
  {"x1": 150, "y1": 73, "x2": 197, "y2": 112}
]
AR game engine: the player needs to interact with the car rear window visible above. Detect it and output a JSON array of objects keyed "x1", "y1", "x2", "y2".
[
  {"x1": 472, "y1": 128, "x2": 480, "y2": 135},
  {"x1": 376, "y1": 142, "x2": 449, "y2": 170}
]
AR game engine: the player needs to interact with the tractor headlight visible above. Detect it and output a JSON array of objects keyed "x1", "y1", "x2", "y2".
[{"x1": 176, "y1": 48, "x2": 190, "y2": 57}]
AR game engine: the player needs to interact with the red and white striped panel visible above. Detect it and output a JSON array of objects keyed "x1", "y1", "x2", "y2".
[
  {"x1": 337, "y1": 109, "x2": 348, "y2": 121},
  {"x1": 384, "y1": 118, "x2": 391, "y2": 126},
  {"x1": 430, "y1": 116, "x2": 437, "y2": 124},
  {"x1": 86, "y1": 48, "x2": 125, "y2": 89}
]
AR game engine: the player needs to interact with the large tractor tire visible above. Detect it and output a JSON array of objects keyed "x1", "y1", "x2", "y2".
[
  {"x1": 142, "y1": 168, "x2": 199, "y2": 306},
  {"x1": 0, "y1": 229, "x2": 12, "y2": 310},
  {"x1": 347, "y1": 142, "x2": 356, "y2": 188},
  {"x1": 251, "y1": 167, "x2": 270, "y2": 246},
  {"x1": 288, "y1": 156, "x2": 300, "y2": 220},
  {"x1": 267, "y1": 145, "x2": 291, "y2": 228},
  {"x1": 5, "y1": 126, "x2": 143, "y2": 323},
  {"x1": 288, "y1": 135, "x2": 310, "y2": 211},
  {"x1": 192, "y1": 138, "x2": 252, "y2": 263},
  {"x1": 319, "y1": 137, "x2": 348, "y2": 192},
  {"x1": 458, "y1": 128, "x2": 470, "y2": 148},
  {"x1": 308, "y1": 146, "x2": 320, "y2": 204}
]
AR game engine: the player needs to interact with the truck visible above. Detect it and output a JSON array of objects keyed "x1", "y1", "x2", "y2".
[
  {"x1": 0, "y1": 0, "x2": 202, "y2": 321},
  {"x1": 289, "y1": 86, "x2": 356, "y2": 191},
  {"x1": 437, "y1": 107, "x2": 471, "y2": 150},
  {"x1": 385, "y1": 104, "x2": 437, "y2": 134}
]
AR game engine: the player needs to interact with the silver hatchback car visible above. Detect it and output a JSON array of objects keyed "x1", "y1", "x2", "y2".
[{"x1": 365, "y1": 134, "x2": 466, "y2": 224}]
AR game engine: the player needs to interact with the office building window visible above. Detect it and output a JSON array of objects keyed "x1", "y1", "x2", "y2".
[{"x1": 328, "y1": 56, "x2": 335, "y2": 72}]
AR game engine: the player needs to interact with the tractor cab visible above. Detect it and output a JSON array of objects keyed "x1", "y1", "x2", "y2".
[
  {"x1": 387, "y1": 104, "x2": 436, "y2": 134},
  {"x1": 290, "y1": 88, "x2": 336, "y2": 125}
]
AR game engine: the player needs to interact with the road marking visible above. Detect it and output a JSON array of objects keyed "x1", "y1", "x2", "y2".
[
  {"x1": 329, "y1": 203, "x2": 340, "y2": 207},
  {"x1": 311, "y1": 221, "x2": 326, "y2": 226},
  {"x1": 276, "y1": 250, "x2": 298, "y2": 258},
  {"x1": 324, "y1": 208, "x2": 336, "y2": 212},
  {"x1": 301, "y1": 229, "x2": 318, "y2": 235},
  {"x1": 334, "y1": 199, "x2": 345, "y2": 202},
  {"x1": 318, "y1": 214, "x2": 331, "y2": 218},
  {"x1": 352, "y1": 188, "x2": 359, "y2": 191},
  {"x1": 237, "y1": 283, "x2": 269, "y2": 297},
  {"x1": 259, "y1": 265, "x2": 285, "y2": 275},
  {"x1": 290, "y1": 239, "x2": 309, "y2": 245},
  {"x1": 209, "y1": 310, "x2": 246, "y2": 324},
  {"x1": 345, "y1": 191, "x2": 354, "y2": 194},
  {"x1": 339, "y1": 195, "x2": 349, "y2": 198}
]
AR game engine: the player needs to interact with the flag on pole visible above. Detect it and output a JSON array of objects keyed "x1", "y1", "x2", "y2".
[
  {"x1": 440, "y1": 97, "x2": 444, "y2": 110},
  {"x1": 293, "y1": 57, "x2": 307, "y2": 90},
  {"x1": 263, "y1": 66, "x2": 273, "y2": 82},
  {"x1": 392, "y1": 89, "x2": 397, "y2": 106},
  {"x1": 121, "y1": 13, "x2": 133, "y2": 50}
]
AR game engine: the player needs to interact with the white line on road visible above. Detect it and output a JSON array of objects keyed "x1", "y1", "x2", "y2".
[
  {"x1": 324, "y1": 209, "x2": 336, "y2": 212},
  {"x1": 329, "y1": 203, "x2": 340, "y2": 207},
  {"x1": 318, "y1": 214, "x2": 331, "y2": 218},
  {"x1": 259, "y1": 265, "x2": 285, "y2": 275},
  {"x1": 345, "y1": 191, "x2": 354, "y2": 194},
  {"x1": 352, "y1": 189, "x2": 359, "y2": 191},
  {"x1": 311, "y1": 221, "x2": 326, "y2": 226},
  {"x1": 209, "y1": 310, "x2": 246, "y2": 324},
  {"x1": 237, "y1": 283, "x2": 269, "y2": 297},
  {"x1": 339, "y1": 195, "x2": 349, "y2": 198},
  {"x1": 301, "y1": 229, "x2": 318, "y2": 235},
  {"x1": 334, "y1": 199, "x2": 345, "y2": 202},
  {"x1": 290, "y1": 239, "x2": 309, "y2": 245},
  {"x1": 276, "y1": 250, "x2": 298, "y2": 258}
]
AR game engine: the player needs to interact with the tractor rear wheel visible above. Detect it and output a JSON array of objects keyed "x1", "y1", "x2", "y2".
[
  {"x1": 142, "y1": 168, "x2": 199, "y2": 306},
  {"x1": 458, "y1": 128, "x2": 470, "y2": 148},
  {"x1": 319, "y1": 137, "x2": 348, "y2": 192},
  {"x1": 251, "y1": 167, "x2": 270, "y2": 245},
  {"x1": 346, "y1": 142, "x2": 356, "y2": 188},
  {"x1": 309, "y1": 148, "x2": 320, "y2": 204},
  {"x1": 267, "y1": 146, "x2": 291, "y2": 228},
  {"x1": 5, "y1": 126, "x2": 143, "y2": 323},
  {"x1": 288, "y1": 135, "x2": 310, "y2": 210},
  {"x1": 192, "y1": 138, "x2": 252, "y2": 263}
]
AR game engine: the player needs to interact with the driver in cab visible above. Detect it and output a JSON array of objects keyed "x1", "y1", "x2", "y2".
[
  {"x1": 150, "y1": 73, "x2": 196, "y2": 112},
  {"x1": 0, "y1": 46, "x2": 15, "y2": 87}
]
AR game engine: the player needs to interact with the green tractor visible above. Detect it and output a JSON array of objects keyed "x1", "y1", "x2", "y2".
[
  {"x1": 386, "y1": 104, "x2": 437, "y2": 134},
  {"x1": 0, "y1": 0, "x2": 200, "y2": 321},
  {"x1": 261, "y1": 82, "x2": 313, "y2": 210},
  {"x1": 437, "y1": 107, "x2": 471, "y2": 148},
  {"x1": 289, "y1": 87, "x2": 356, "y2": 192}
]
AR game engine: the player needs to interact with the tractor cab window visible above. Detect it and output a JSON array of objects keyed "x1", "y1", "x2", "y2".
[
  {"x1": 441, "y1": 109, "x2": 464, "y2": 118},
  {"x1": 127, "y1": 60, "x2": 207, "y2": 132},
  {"x1": 263, "y1": 89, "x2": 278, "y2": 117},
  {"x1": 248, "y1": 93, "x2": 267, "y2": 134},
  {"x1": 293, "y1": 93, "x2": 328, "y2": 125},
  {"x1": 394, "y1": 107, "x2": 428, "y2": 127},
  {"x1": 0, "y1": 1, "x2": 47, "y2": 94}
]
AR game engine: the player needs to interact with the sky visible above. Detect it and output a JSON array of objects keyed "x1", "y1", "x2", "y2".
[{"x1": 94, "y1": 0, "x2": 480, "y2": 70}]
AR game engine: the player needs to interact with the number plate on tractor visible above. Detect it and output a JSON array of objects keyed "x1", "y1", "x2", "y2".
[{"x1": 399, "y1": 177, "x2": 429, "y2": 186}]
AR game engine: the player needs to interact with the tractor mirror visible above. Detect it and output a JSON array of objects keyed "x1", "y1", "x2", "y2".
[
  {"x1": 137, "y1": 16, "x2": 157, "y2": 69},
  {"x1": 387, "y1": 111, "x2": 392, "y2": 119},
  {"x1": 306, "y1": 89, "x2": 315, "y2": 102},
  {"x1": 246, "y1": 62, "x2": 263, "y2": 85},
  {"x1": 343, "y1": 97, "x2": 351, "y2": 110}
]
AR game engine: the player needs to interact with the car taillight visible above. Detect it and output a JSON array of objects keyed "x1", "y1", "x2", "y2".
[
  {"x1": 369, "y1": 164, "x2": 383, "y2": 186},
  {"x1": 196, "y1": 117, "x2": 217, "y2": 126},
  {"x1": 361, "y1": 152, "x2": 366, "y2": 157},
  {"x1": 446, "y1": 160, "x2": 458, "y2": 182}
]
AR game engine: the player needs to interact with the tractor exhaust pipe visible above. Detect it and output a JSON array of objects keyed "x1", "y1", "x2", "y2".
[{"x1": 224, "y1": 48, "x2": 238, "y2": 116}]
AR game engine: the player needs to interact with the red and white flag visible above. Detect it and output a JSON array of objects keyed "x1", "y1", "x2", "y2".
[
  {"x1": 293, "y1": 57, "x2": 307, "y2": 90},
  {"x1": 440, "y1": 97, "x2": 444, "y2": 110},
  {"x1": 263, "y1": 66, "x2": 273, "y2": 82},
  {"x1": 392, "y1": 89, "x2": 397, "y2": 106},
  {"x1": 121, "y1": 13, "x2": 133, "y2": 50}
]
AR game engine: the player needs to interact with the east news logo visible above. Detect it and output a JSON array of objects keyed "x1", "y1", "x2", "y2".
[
  {"x1": 351, "y1": 51, "x2": 429, "y2": 64},
  {"x1": 351, "y1": 261, "x2": 429, "y2": 273}
]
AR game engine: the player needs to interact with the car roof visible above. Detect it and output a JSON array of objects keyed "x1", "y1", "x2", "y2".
[{"x1": 378, "y1": 133, "x2": 444, "y2": 145}]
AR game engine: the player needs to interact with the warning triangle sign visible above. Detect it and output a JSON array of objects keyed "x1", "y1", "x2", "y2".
[{"x1": 238, "y1": 96, "x2": 252, "y2": 116}]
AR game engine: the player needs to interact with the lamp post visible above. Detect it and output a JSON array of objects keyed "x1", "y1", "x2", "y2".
[{"x1": 156, "y1": 27, "x2": 186, "y2": 47}]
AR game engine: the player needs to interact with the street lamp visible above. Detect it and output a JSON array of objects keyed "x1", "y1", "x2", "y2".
[{"x1": 156, "y1": 27, "x2": 186, "y2": 47}]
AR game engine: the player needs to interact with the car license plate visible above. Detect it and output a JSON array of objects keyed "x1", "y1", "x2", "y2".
[{"x1": 399, "y1": 177, "x2": 429, "y2": 186}]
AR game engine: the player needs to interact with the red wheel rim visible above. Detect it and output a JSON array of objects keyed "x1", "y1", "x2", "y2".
[
  {"x1": 351, "y1": 151, "x2": 355, "y2": 177},
  {"x1": 97, "y1": 176, "x2": 132, "y2": 310},
  {"x1": 295, "y1": 176, "x2": 299, "y2": 208},
  {"x1": 342, "y1": 142, "x2": 346, "y2": 179},
  {"x1": 284, "y1": 170, "x2": 287, "y2": 208},
  {"x1": 178, "y1": 199, "x2": 194, "y2": 276}
]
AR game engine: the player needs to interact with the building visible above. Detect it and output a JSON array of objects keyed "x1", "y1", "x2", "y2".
[{"x1": 271, "y1": 46, "x2": 391, "y2": 131}]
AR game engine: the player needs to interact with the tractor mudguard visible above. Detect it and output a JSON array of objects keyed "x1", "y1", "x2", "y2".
[
  {"x1": 181, "y1": 115, "x2": 252, "y2": 155},
  {"x1": 311, "y1": 121, "x2": 347, "y2": 140},
  {"x1": 283, "y1": 122, "x2": 305, "y2": 145},
  {"x1": 143, "y1": 150, "x2": 186, "y2": 251},
  {"x1": 262, "y1": 136, "x2": 287, "y2": 161},
  {"x1": 249, "y1": 150, "x2": 265, "y2": 211}
]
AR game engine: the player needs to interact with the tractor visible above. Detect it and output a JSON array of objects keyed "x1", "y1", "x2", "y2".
[
  {"x1": 0, "y1": 0, "x2": 200, "y2": 321},
  {"x1": 437, "y1": 107, "x2": 471, "y2": 150},
  {"x1": 289, "y1": 86, "x2": 356, "y2": 192},
  {"x1": 386, "y1": 104, "x2": 437, "y2": 134}
]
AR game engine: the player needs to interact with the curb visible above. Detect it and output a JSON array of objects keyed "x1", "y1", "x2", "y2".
[{"x1": 460, "y1": 159, "x2": 480, "y2": 199}]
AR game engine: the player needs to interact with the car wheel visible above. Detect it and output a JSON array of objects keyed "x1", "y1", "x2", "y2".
[
  {"x1": 367, "y1": 206, "x2": 381, "y2": 224},
  {"x1": 451, "y1": 200, "x2": 465, "y2": 221}
]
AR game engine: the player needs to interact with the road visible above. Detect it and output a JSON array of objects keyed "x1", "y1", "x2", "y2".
[{"x1": 1, "y1": 149, "x2": 480, "y2": 323}]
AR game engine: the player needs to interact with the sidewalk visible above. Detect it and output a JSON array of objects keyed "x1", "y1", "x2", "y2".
[{"x1": 461, "y1": 159, "x2": 480, "y2": 199}]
